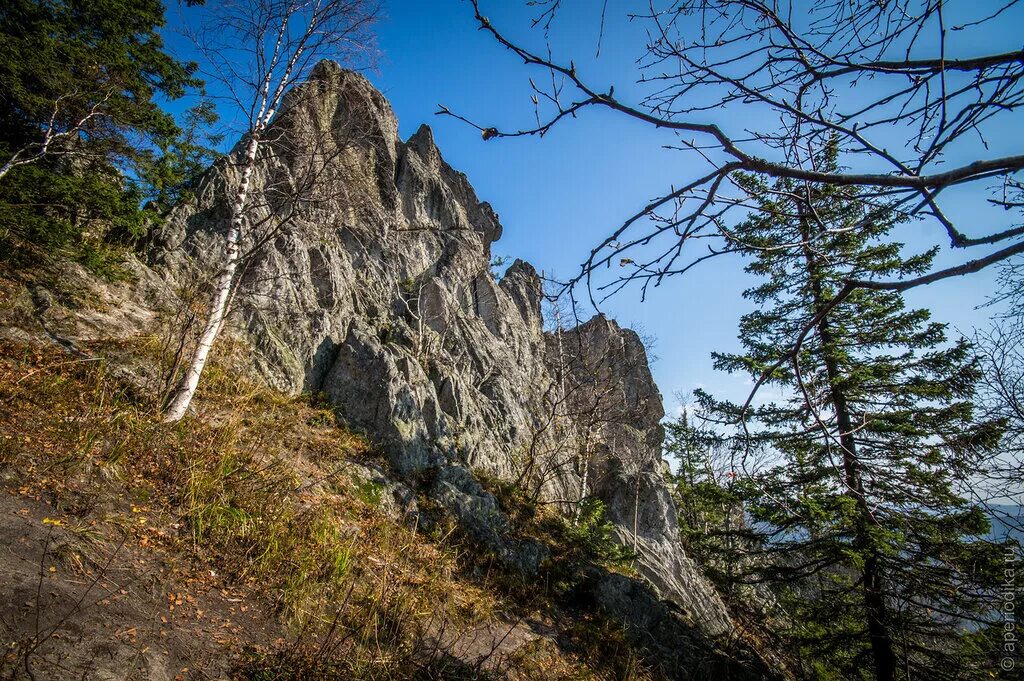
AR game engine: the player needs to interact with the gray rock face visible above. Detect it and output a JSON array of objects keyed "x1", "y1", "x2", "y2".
[
  {"x1": 579, "y1": 569, "x2": 772, "y2": 680},
  {"x1": 550, "y1": 316, "x2": 732, "y2": 635},
  {"x1": 152, "y1": 62, "x2": 734, "y2": 640}
]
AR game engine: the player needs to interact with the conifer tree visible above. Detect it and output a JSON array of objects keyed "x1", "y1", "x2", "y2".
[
  {"x1": 0, "y1": 0, "x2": 198, "y2": 180},
  {"x1": 697, "y1": 142, "x2": 1012, "y2": 680},
  {"x1": 666, "y1": 412, "x2": 739, "y2": 570},
  {"x1": 0, "y1": 0, "x2": 200, "y2": 267}
]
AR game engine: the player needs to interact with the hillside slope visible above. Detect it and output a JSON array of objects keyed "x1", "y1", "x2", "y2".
[{"x1": 0, "y1": 62, "x2": 783, "y2": 680}]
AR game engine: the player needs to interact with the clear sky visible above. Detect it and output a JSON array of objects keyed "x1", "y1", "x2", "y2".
[{"x1": 163, "y1": 0, "x2": 1020, "y2": 413}]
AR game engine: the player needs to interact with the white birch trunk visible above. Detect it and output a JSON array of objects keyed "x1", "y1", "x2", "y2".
[
  {"x1": 0, "y1": 153, "x2": 25, "y2": 181},
  {"x1": 574, "y1": 436, "x2": 591, "y2": 525},
  {"x1": 0, "y1": 94, "x2": 111, "y2": 183},
  {"x1": 162, "y1": 133, "x2": 260, "y2": 422},
  {"x1": 160, "y1": 10, "x2": 304, "y2": 422}
]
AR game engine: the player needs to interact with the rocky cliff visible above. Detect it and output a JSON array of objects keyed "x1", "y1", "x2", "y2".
[
  {"x1": 4, "y1": 59, "x2": 782, "y2": 679},
  {"x1": 145, "y1": 62, "x2": 763, "y2": 675}
]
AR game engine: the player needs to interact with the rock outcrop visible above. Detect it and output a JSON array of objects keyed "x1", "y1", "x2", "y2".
[
  {"x1": 150, "y1": 61, "x2": 748, "y2": 668},
  {"x1": 551, "y1": 315, "x2": 733, "y2": 635}
]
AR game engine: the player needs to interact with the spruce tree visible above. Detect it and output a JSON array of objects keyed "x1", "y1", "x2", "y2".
[
  {"x1": 697, "y1": 142, "x2": 1013, "y2": 680},
  {"x1": 0, "y1": 0, "x2": 197, "y2": 173},
  {"x1": 666, "y1": 411, "x2": 742, "y2": 582},
  {"x1": 0, "y1": 0, "x2": 200, "y2": 268}
]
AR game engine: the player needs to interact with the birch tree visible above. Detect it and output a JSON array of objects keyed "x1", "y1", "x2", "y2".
[
  {"x1": 0, "y1": 94, "x2": 110, "y2": 182},
  {"x1": 162, "y1": 0, "x2": 379, "y2": 422}
]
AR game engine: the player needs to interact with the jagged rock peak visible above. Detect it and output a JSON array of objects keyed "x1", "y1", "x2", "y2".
[
  {"x1": 406, "y1": 123, "x2": 440, "y2": 160},
  {"x1": 148, "y1": 61, "x2": 764, "y2": 674},
  {"x1": 499, "y1": 259, "x2": 544, "y2": 330},
  {"x1": 289, "y1": 60, "x2": 401, "y2": 150}
]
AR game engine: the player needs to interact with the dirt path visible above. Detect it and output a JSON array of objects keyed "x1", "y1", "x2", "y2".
[{"x1": 0, "y1": 491, "x2": 279, "y2": 680}]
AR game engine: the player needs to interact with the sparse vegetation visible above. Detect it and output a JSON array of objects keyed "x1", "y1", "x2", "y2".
[
  {"x1": 476, "y1": 472, "x2": 636, "y2": 582},
  {"x1": 0, "y1": 334, "x2": 667, "y2": 679}
]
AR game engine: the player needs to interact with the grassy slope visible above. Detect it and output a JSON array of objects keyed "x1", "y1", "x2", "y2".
[{"x1": 0, "y1": 291, "x2": 662, "y2": 680}]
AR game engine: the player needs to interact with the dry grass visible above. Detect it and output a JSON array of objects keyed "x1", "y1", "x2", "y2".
[
  {"x1": 0, "y1": 340, "x2": 487, "y2": 673},
  {"x1": 0, "y1": 337, "x2": 662, "y2": 680}
]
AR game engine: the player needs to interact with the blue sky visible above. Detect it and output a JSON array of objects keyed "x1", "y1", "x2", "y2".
[
  {"x1": 164, "y1": 0, "x2": 1021, "y2": 412},
  {"x1": 364, "y1": 1, "x2": 757, "y2": 410}
]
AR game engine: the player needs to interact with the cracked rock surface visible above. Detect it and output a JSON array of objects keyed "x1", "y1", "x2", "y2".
[{"x1": 152, "y1": 61, "x2": 735, "y2": 639}]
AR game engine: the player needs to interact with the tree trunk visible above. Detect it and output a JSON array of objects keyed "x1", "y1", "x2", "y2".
[
  {"x1": 162, "y1": 134, "x2": 260, "y2": 422},
  {"x1": 800, "y1": 211, "x2": 897, "y2": 681},
  {"x1": 0, "y1": 156, "x2": 22, "y2": 181}
]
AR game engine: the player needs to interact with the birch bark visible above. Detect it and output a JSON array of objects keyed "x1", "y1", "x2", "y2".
[
  {"x1": 162, "y1": 133, "x2": 260, "y2": 422},
  {"x1": 163, "y1": 25, "x2": 301, "y2": 422},
  {"x1": 160, "y1": 0, "x2": 376, "y2": 421}
]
